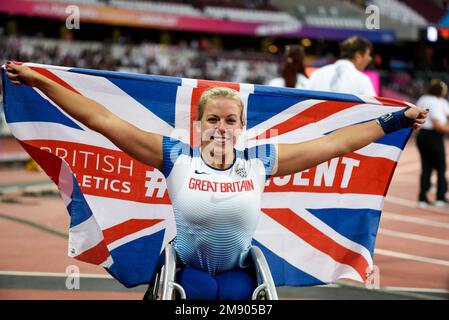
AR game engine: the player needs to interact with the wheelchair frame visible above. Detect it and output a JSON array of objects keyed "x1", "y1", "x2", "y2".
[{"x1": 144, "y1": 243, "x2": 278, "y2": 300}]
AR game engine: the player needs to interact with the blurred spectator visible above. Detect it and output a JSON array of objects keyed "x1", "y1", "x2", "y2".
[
  {"x1": 1, "y1": 34, "x2": 447, "y2": 102},
  {"x1": 0, "y1": 36, "x2": 277, "y2": 85},
  {"x1": 308, "y1": 36, "x2": 376, "y2": 96},
  {"x1": 416, "y1": 79, "x2": 449, "y2": 208},
  {"x1": 266, "y1": 44, "x2": 309, "y2": 89},
  {"x1": 0, "y1": 77, "x2": 4, "y2": 136},
  {"x1": 443, "y1": 0, "x2": 448, "y2": 10}
]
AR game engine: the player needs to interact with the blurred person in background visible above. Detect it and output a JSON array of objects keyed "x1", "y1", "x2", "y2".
[
  {"x1": 266, "y1": 44, "x2": 309, "y2": 89},
  {"x1": 0, "y1": 78, "x2": 4, "y2": 135},
  {"x1": 308, "y1": 36, "x2": 376, "y2": 96},
  {"x1": 416, "y1": 79, "x2": 449, "y2": 208}
]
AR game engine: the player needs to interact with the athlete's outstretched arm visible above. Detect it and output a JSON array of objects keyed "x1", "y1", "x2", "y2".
[
  {"x1": 5, "y1": 62, "x2": 163, "y2": 170},
  {"x1": 273, "y1": 108, "x2": 428, "y2": 177}
]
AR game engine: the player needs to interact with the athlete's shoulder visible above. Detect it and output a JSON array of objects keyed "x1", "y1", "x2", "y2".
[
  {"x1": 244, "y1": 144, "x2": 277, "y2": 179},
  {"x1": 161, "y1": 136, "x2": 193, "y2": 178}
]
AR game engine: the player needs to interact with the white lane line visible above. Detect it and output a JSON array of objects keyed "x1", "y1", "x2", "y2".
[
  {"x1": 375, "y1": 249, "x2": 449, "y2": 267},
  {"x1": 378, "y1": 228, "x2": 449, "y2": 246},
  {"x1": 384, "y1": 287, "x2": 449, "y2": 294},
  {"x1": 383, "y1": 211, "x2": 449, "y2": 229},
  {"x1": 385, "y1": 195, "x2": 449, "y2": 214},
  {"x1": 398, "y1": 159, "x2": 419, "y2": 166},
  {"x1": 393, "y1": 169, "x2": 449, "y2": 182},
  {"x1": 391, "y1": 176, "x2": 419, "y2": 183},
  {"x1": 394, "y1": 163, "x2": 419, "y2": 174},
  {"x1": 385, "y1": 195, "x2": 422, "y2": 207},
  {"x1": 0, "y1": 270, "x2": 113, "y2": 278}
]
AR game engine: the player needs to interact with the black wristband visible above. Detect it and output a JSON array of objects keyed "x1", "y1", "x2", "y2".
[{"x1": 377, "y1": 109, "x2": 414, "y2": 134}]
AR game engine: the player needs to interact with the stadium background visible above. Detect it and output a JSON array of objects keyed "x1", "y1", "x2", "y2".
[{"x1": 0, "y1": 0, "x2": 448, "y2": 300}]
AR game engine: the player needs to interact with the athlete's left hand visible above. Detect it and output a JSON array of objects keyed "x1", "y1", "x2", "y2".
[{"x1": 405, "y1": 107, "x2": 428, "y2": 130}]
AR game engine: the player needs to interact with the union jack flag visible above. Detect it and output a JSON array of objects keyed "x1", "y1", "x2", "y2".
[{"x1": 1, "y1": 63, "x2": 414, "y2": 288}]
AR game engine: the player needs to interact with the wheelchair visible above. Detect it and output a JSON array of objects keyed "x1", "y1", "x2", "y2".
[{"x1": 143, "y1": 243, "x2": 278, "y2": 300}]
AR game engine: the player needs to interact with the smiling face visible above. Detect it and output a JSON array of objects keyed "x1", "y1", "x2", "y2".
[
  {"x1": 196, "y1": 87, "x2": 245, "y2": 166},
  {"x1": 200, "y1": 97, "x2": 244, "y2": 158}
]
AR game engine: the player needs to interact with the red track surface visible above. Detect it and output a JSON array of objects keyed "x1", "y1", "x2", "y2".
[
  {"x1": 374, "y1": 135, "x2": 449, "y2": 291},
  {"x1": 1, "y1": 136, "x2": 448, "y2": 299}
]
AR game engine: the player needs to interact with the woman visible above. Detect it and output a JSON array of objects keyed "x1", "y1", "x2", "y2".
[
  {"x1": 416, "y1": 79, "x2": 449, "y2": 208},
  {"x1": 5, "y1": 62, "x2": 428, "y2": 299},
  {"x1": 267, "y1": 44, "x2": 309, "y2": 89}
]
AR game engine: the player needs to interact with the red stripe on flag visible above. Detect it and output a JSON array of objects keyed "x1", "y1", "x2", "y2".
[
  {"x1": 262, "y1": 208, "x2": 369, "y2": 281},
  {"x1": 22, "y1": 139, "x2": 172, "y2": 205},
  {"x1": 103, "y1": 219, "x2": 164, "y2": 245},
  {"x1": 190, "y1": 80, "x2": 240, "y2": 147},
  {"x1": 252, "y1": 100, "x2": 360, "y2": 140},
  {"x1": 29, "y1": 67, "x2": 81, "y2": 95},
  {"x1": 374, "y1": 97, "x2": 409, "y2": 107},
  {"x1": 19, "y1": 141, "x2": 62, "y2": 185},
  {"x1": 74, "y1": 240, "x2": 110, "y2": 265}
]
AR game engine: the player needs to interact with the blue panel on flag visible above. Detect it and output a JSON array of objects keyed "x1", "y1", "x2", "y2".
[
  {"x1": 107, "y1": 229, "x2": 165, "y2": 288},
  {"x1": 252, "y1": 239, "x2": 324, "y2": 287},
  {"x1": 67, "y1": 68, "x2": 181, "y2": 128},
  {"x1": 375, "y1": 128, "x2": 411, "y2": 150},
  {"x1": 247, "y1": 89, "x2": 308, "y2": 130},
  {"x1": 69, "y1": 67, "x2": 183, "y2": 86},
  {"x1": 248, "y1": 85, "x2": 365, "y2": 130},
  {"x1": 106, "y1": 77, "x2": 178, "y2": 127},
  {"x1": 67, "y1": 176, "x2": 94, "y2": 228},
  {"x1": 255, "y1": 84, "x2": 365, "y2": 103},
  {"x1": 306, "y1": 208, "x2": 381, "y2": 255},
  {"x1": 2, "y1": 73, "x2": 83, "y2": 130}
]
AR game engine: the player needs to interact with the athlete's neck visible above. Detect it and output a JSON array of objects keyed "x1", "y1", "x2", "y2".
[{"x1": 201, "y1": 147, "x2": 234, "y2": 170}]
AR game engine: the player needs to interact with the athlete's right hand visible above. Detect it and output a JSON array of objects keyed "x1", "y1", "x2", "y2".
[{"x1": 5, "y1": 62, "x2": 42, "y2": 87}]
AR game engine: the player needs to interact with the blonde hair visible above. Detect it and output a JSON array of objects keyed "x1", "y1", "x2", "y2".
[{"x1": 197, "y1": 87, "x2": 245, "y2": 123}]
